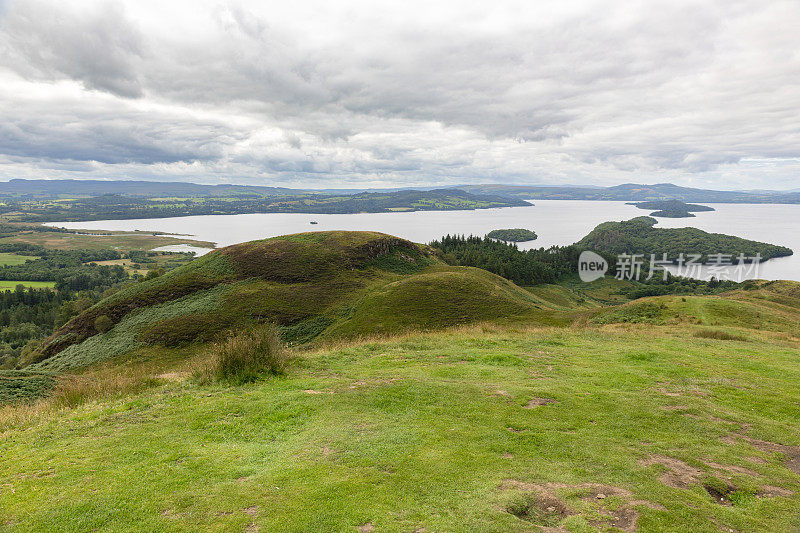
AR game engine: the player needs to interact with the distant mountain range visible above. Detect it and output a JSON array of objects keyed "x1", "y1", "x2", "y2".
[
  {"x1": 0, "y1": 179, "x2": 307, "y2": 198},
  {"x1": 1, "y1": 179, "x2": 799, "y2": 204},
  {"x1": 459, "y1": 183, "x2": 800, "y2": 203}
]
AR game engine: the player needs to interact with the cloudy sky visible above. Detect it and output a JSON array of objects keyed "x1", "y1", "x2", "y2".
[{"x1": 0, "y1": 0, "x2": 798, "y2": 190}]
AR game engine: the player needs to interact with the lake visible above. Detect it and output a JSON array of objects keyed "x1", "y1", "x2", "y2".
[{"x1": 46, "y1": 200, "x2": 800, "y2": 282}]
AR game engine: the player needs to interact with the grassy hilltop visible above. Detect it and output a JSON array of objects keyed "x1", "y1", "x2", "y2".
[
  {"x1": 29, "y1": 231, "x2": 557, "y2": 373},
  {"x1": 2, "y1": 232, "x2": 800, "y2": 532}
]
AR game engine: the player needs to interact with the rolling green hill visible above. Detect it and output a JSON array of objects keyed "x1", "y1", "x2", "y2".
[{"x1": 29, "y1": 232, "x2": 552, "y2": 373}]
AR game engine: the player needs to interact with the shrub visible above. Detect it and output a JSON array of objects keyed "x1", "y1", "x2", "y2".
[
  {"x1": 94, "y1": 315, "x2": 114, "y2": 333},
  {"x1": 210, "y1": 325, "x2": 289, "y2": 383}
]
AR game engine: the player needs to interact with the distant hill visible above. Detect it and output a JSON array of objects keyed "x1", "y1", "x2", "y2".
[
  {"x1": 0, "y1": 178, "x2": 309, "y2": 198},
  {"x1": 461, "y1": 183, "x2": 800, "y2": 203}
]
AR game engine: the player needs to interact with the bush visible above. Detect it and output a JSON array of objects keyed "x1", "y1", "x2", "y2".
[
  {"x1": 94, "y1": 315, "x2": 114, "y2": 333},
  {"x1": 210, "y1": 325, "x2": 289, "y2": 383}
]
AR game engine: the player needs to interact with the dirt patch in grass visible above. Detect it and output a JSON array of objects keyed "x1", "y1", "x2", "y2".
[
  {"x1": 500, "y1": 480, "x2": 660, "y2": 532},
  {"x1": 706, "y1": 462, "x2": 761, "y2": 477},
  {"x1": 639, "y1": 455, "x2": 703, "y2": 489},
  {"x1": 242, "y1": 505, "x2": 259, "y2": 532},
  {"x1": 740, "y1": 436, "x2": 800, "y2": 474},
  {"x1": 758, "y1": 485, "x2": 794, "y2": 498},
  {"x1": 357, "y1": 523, "x2": 375, "y2": 532},
  {"x1": 660, "y1": 405, "x2": 688, "y2": 411},
  {"x1": 524, "y1": 397, "x2": 558, "y2": 408}
]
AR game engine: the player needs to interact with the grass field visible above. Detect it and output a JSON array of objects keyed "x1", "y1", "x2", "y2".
[
  {"x1": 2, "y1": 324, "x2": 800, "y2": 532},
  {"x1": 0, "y1": 280, "x2": 56, "y2": 290},
  {"x1": 0, "y1": 253, "x2": 38, "y2": 266}
]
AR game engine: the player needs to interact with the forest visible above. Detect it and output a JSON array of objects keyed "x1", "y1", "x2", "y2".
[{"x1": 430, "y1": 234, "x2": 591, "y2": 286}]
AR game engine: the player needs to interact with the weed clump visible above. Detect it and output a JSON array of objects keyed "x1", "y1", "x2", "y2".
[{"x1": 201, "y1": 325, "x2": 290, "y2": 384}]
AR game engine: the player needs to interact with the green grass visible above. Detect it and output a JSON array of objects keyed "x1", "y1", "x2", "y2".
[
  {"x1": 3, "y1": 326, "x2": 800, "y2": 531},
  {"x1": 0, "y1": 280, "x2": 56, "y2": 290},
  {"x1": 0, "y1": 253, "x2": 38, "y2": 266}
]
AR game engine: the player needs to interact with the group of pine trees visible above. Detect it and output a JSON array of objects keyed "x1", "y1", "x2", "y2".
[{"x1": 429, "y1": 234, "x2": 583, "y2": 286}]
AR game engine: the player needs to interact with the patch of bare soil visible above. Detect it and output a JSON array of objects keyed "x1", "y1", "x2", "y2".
[
  {"x1": 358, "y1": 522, "x2": 375, "y2": 532},
  {"x1": 740, "y1": 437, "x2": 800, "y2": 475},
  {"x1": 757, "y1": 485, "x2": 794, "y2": 498},
  {"x1": 242, "y1": 505, "x2": 258, "y2": 516},
  {"x1": 500, "y1": 480, "x2": 661, "y2": 532},
  {"x1": 242, "y1": 506, "x2": 260, "y2": 533},
  {"x1": 639, "y1": 455, "x2": 703, "y2": 489},
  {"x1": 706, "y1": 462, "x2": 760, "y2": 477},
  {"x1": 524, "y1": 397, "x2": 558, "y2": 408},
  {"x1": 660, "y1": 405, "x2": 688, "y2": 411},
  {"x1": 724, "y1": 434, "x2": 800, "y2": 474}
]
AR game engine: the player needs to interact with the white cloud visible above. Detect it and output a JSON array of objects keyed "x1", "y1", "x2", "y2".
[{"x1": 0, "y1": 0, "x2": 798, "y2": 189}]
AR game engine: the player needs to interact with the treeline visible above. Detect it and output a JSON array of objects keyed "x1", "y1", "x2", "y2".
[
  {"x1": 0, "y1": 223, "x2": 71, "y2": 238},
  {"x1": 0, "y1": 248, "x2": 196, "y2": 368},
  {"x1": 430, "y1": 234, "x2": 585, "y2": 286},
  {"x1": 619, "y1": 272, "x2": 741, "y2": 299},
  {"x1": 0, "y1": 245, "x2": 127, "y2": 291},
  {"x1": 0, "y1": 284, "x2": 117, "y2": 368}
]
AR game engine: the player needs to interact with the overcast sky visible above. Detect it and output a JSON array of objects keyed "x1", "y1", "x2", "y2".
[{"x1": 0, "y1": 0, "x2": 798, "y2": 190}]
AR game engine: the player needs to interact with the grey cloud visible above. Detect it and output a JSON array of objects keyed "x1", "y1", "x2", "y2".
[
  {"x1": 0, "y1": 0, "x2": 798, "y2": 188},
  {"x1": 0, "y1": 96, "x2": 242, "y2": 164},
  {"x1": 1, "y1": 0, "x2": 145, "y2": 97}
]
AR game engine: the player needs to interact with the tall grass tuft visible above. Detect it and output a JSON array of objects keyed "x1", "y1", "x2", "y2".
[
  {"x1": 693, "y1": 329, "x2": 748, "y2": 342},
  {"x1": 201, "y1": 325, "x2": 290, "y2": 384}
]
